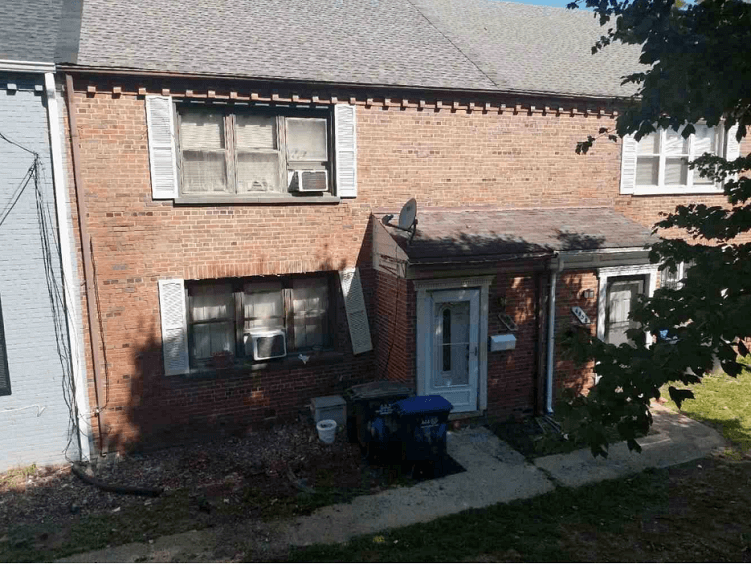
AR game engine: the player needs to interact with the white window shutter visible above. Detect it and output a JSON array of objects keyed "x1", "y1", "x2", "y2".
[
  {"x1": 146, "y1": 95, "x2": 179, "y2": 199},
  {"x1": 339, "y1": 268, "x2": 372, "y2": 355},
  {"x1": 334, "y1": 104, "x2": 357, "y2": 198},
  {"x1": 726, "y1": 124, "x2": 741, "y2": 161},
  {"x1": 619, "y1": 134, "x2": 638, "y2": 194},
  {"x1": 158, "y1": 279, "x2": 189, "y2": 375}
]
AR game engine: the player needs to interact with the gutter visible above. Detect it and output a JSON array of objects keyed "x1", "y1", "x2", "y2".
[
  {"x1": 45, "y1": 72, "x2": 92, "y2": 462},
  {"x1": 545, "y1": 253, "x2": 564, "y2": 414},
  {"x1": 0, "y1": 59, "x2": 56, "y2": 74},
  {"x1": 64, "y1": 73, "x2": 109, "y2": 455}
]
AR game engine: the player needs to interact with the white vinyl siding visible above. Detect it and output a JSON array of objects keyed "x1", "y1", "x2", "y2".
[{"x1": 0, "y1": 295, "x2": 10, "y2": 396}]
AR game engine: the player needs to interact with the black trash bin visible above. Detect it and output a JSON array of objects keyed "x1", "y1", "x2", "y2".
[
  {"x1": 394, "y1": 395, "x2": 453, "y2": 466},
  {"x1": 344, "y1": 381, "x2": 414, "y2": 457}
]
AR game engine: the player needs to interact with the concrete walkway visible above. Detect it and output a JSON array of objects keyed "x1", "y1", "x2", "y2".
[{"x1": 59, "y1": 404, "x2": 726, "y2": 562}]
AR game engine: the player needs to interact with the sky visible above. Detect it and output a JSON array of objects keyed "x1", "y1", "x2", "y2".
[{"x1": 497, "y1": 0, "x2": 583, "y2": 8}]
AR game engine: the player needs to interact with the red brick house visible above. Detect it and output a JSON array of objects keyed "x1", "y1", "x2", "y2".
[{"x1": 58, "y1": 0, "x2": 745, "y2": 453}]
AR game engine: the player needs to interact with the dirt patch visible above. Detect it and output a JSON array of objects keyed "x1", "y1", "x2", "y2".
[{"x1": 0, "y1": 420, "x2": 431, "y2": 561}]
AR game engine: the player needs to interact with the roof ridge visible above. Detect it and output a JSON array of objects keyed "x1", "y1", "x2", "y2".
[{"x1": 405, "y1": 0, "x2": 502, "y2": 90}]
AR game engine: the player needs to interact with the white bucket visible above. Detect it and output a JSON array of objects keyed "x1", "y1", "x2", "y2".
[{"x1": 316, "y1": 419, "x2": 337, "y2": 444}]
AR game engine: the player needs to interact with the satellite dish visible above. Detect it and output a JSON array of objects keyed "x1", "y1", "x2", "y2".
[
  {"x1": 381, "y1": 198, "x2": 418, "y2": 244},
  {"x1": 398, "y1": 198, "x2": 417, "y2": 230}
]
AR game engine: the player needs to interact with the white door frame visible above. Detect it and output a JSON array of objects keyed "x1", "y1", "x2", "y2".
[
  {"x1": 414, "y1": 276, "x2": 492, "y2": 412},
  {"x1": 597, "y1": 265, "x2": 658, "y2": 343}
]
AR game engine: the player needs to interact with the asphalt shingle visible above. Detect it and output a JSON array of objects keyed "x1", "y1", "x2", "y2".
[
  {"x1": 378, "y1": 207, "x2": 657, "y2": 262},
  {"x1": 71, "y1": 0, "x2": 644, "y2": 98},
  {"x1": 0, "y1": 0, "x2": 65, "y2": 63}
]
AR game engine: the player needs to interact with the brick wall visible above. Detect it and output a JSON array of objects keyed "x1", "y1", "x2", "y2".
[
  {"x1": 0, "y1": 74, "x2": 82, "y2": 471},
  {"x1": 65, "y1": 76, "x2": 748, "y2": 449}
]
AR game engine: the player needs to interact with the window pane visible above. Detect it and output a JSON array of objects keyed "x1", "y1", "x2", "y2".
[
  {"x1": 190, "y1": 284, "x2": 235, "y2": 360},
  {"x1": 636, "y1": 156, "x2": 659, "y2": 186},
  {"x1": 191, "y1": 284, "x2": 233, "y2": 321},
  {"x1": 243, "y1": 282, "x2": 284, "y2": 331},
  {"x1": 693, "y1": 125, "x2": 717, "y2": 156},
  {"x1": 637, "y1": 132, "x2": 659, "y2": 155},
  {"x1": 182, "y1": 151, "x2": 228, "y2": 193},
  {"x1": 236, "y1": 153, "x2": 280, "y2": 193},
  {"x1": 286, "y1": 118, "x2": 327, "y2": 161},
  {"x1": 291, "y1": 278, "x2": 329, "y2": 350},
  {"x1": 193, "y1": 321, "x2": 235, "y2": 359},
  {"x1": 664, "y1": 128, "x2": 689, "y2": 156},
  {"x1": 180, "y1": 110, "x2": 224, "y2": 150},
  {"x1": 665, "y1": 157, "x2": 688, "y2": 185},
  {"x1": 236, "y1": 115, "x2": 276, "y2": 149}
]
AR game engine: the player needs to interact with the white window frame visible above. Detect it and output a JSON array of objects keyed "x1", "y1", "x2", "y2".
[
  {"x1": 622, "y1": 125, "x2": 727, "y2": 196},
  {"x1": 597, "y1": 265, "x2": 658, "y2": 344},
  {"x1": 659, "y1": 260, "x2": 691, "y2": 291}
]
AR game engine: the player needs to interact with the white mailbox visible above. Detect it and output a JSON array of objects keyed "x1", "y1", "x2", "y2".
[{"x1": 490, "y1": 334, "x2": 516, "y2": 352}]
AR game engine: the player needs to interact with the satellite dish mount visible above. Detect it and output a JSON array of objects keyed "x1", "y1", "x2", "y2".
[{"x1": 382, "y1": 198, "x2": 418, "y2": 244}]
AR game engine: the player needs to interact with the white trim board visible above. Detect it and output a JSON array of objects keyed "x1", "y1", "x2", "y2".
[{"x1": 0, "y1": 59, "x2": 55, "y2": 73}]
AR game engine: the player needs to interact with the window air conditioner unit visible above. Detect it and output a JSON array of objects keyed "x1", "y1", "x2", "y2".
[
  {"x1": 244, "y1": 329, "x2": 287, "y2": 361},
  {"x1": 289, "y1": 170, "x2": 328, "y2": 192}
]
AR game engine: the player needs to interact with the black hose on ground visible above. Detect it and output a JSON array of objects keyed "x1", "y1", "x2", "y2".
[{"x1": 71, "y1": 464, "x2": 163, "y2": 497}]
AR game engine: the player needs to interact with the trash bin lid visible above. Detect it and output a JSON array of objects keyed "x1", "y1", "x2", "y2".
[
  {"x1": 346, "y1": 381, "x2": 414, "y2": 400},
  {"x1": 395, "y1": 395, "x2": 453, "y2": 415}
]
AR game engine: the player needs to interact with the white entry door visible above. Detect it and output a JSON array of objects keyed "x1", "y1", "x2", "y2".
[
  {"x1": 425, "y1": 289, "x2": 480, "y2": 412},
  {"x1": 605, "y1": 276, "x2": 645, "y2": 346}
]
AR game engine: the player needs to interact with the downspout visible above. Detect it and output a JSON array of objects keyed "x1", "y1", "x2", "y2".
[
  {"x1": 45, "y1": 72, "x2": 92, "y2": 462},
  {"x1": 64, "y1": 73, "x2": 108, "y2": 455},
  {"x1": 545, "y1": 253, "x2": 563, "y2": 414}
]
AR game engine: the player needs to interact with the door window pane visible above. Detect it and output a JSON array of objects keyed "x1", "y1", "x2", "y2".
[
  {"x1": 606, "y1": 277, "x2": 644, "y2": 346},
  {"x1": 434, "y1": 302, "x2": 469, "y2": 388}
]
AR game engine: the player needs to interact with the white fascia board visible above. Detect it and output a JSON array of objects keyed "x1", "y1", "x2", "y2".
[{"x1": 0, "y1": 59, "x2": 56, "y2": 73}]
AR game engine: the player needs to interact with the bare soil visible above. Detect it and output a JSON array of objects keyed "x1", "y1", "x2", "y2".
[{"x1": 0, "y1": 421, "x2": 414, "y2": 562}]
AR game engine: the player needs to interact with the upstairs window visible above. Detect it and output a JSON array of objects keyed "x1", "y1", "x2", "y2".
[
  {"x1": 177, "y1": 107, "x2": 330, "y2": 197},
  {"x1": 620, "y1": 123, "x2": 740, "y2": 196}
]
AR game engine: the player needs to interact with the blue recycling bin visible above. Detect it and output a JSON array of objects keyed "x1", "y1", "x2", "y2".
[{"x1": 394, "y1": 395, "x2": 453, "y2": 463}]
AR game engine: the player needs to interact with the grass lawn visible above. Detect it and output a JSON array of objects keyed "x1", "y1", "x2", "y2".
[
  {"x1": 660, "y1": 369, "x2": 751, "y2": 451},
  {"x1": 291, "y1": 369, "x2": 751, "y2": 562}
]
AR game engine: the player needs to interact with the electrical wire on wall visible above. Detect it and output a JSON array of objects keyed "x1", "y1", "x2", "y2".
[{"x1": 0, "y1": 130, "x2": 83, "y2": 462}]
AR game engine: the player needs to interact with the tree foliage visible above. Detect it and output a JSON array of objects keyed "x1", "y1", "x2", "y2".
[{"x1": 561, "y1": 0, "x2": 751, "y2": 457}]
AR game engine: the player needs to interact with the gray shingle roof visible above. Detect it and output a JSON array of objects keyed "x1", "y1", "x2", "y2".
[
  {"x1": 74, "y1": 0, "x2": 496, "y2": 91},
  {"x1": 378, "y1": 207, "x2": 656, "y2": 262},
  {"x1": 0, "y1": 0, "x2": 65, "y2": 63},
  {"x1": 72, "y1": 0, "x2": 643, "y2": 98},
  {"x1": 411, "y1": 0, "x2": 642, "y2": 98}
]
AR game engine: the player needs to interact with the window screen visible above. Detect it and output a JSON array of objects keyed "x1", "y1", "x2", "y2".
[
  {"x1": 189, "y1": 283, "x2": 235, "y2": 360},
  {"x1": 179, "y1": 109, "x2": 228, "y2": 194}
]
